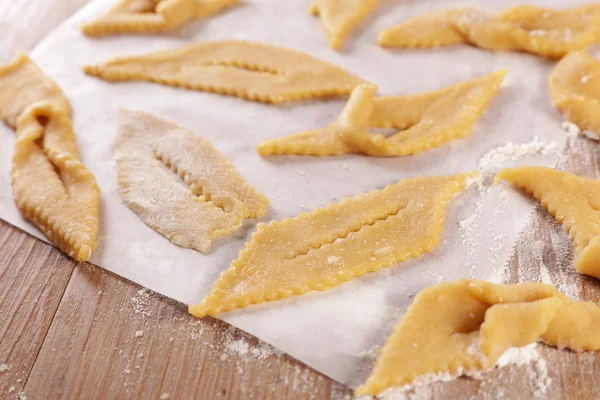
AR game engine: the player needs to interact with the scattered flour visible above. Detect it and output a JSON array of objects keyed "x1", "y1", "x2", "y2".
[
  {"x1": 134, "y1": 330, "x2": 144, "y2": 338},
  {"x1": 358, "y1": 345, "x2": 381, "y2": 362},
  {"x1": 0, "y1": 364, "x2": 8, "y2": 372},
  {"x1": 477, "y1": 136, "x2": 558, "y2": 186},
  {"x1": 226, "y1": 339, "x2": 250, "y2": 357},
  {"x1": 496, "y1": 344, "x2": 551, "y2": 398},
  {"x1": 130, "y1": 288, "x2": 152, "y2": 319},
  {"x1": 160, "y1": 393, "x2": 171, "y2": 399}
]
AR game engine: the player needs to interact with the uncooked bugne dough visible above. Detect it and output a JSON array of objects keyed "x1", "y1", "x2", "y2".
[
  {"x1": 0, "y1": 54, "x2": 100, "y2": 262},
  {"x1": 309, "y1": 0, "x2": 378, "y2": 50},
  {"x1": 378, "y1": 4, "x2": 600, "y2": 58},
  {"x1": 115, "y1": 109, "x2": 269, "y2": 253},
  {"x1": 357, "y1": 279, "x2": 600, "y2": 396},
  {"x1": 82, "y1": 0, "x2": 239, "y2": 36},
  {"x1": 550, "y1": 50, "x2": 600, "y2": 140},
  {"x1": 257, "y1": 70, "x2": 505, "y2": 157},
  {"x1": 496, "y1": 166, "x2": 600, "y2": 280},
  {"x1": 189, "y1": 172, "x2": 477, "y2": 318},
  {"x1": 83, "y1": 40, "x2": 368, "y2": 104}
]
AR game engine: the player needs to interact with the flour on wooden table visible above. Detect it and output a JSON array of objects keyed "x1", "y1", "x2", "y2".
[{"x1": 0, "y1": 364, "x2": 8, "y2": 372}]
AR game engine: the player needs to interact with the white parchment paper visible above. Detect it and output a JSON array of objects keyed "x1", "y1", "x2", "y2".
[{"x1": 0, "y1": 0, "x2": 582, "y2": 389}]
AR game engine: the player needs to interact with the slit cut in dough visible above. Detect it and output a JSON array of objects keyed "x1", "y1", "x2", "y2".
[
  {"x1": 378, "y1": 4, "x2": 600, "y2": 58},
  {"x1": 0, "y1": 54, "x2": 100, "y2": 262},
  {"x1": 496, "y1": 166, "x2": 600, "y2": 280},
  {"x1": 82, "y1": 0, "x2": 239, "y2": 36},
  {"x1": 83, "y1": 40, "x2": 368, "y2": 104},
  {"x1": 357, "y1": 279, "x2": 600, "y2": 396},
  {"x1": 309, "y1": 0, "x2": 379, "y2": 50},
  {"x1": 115, "y1": 109, "x2": 269, "y2": 252},
  {"x1": 257, "y1": 70, "x2": 505, "y2": 157},
  {"x1": 189, "y1": 171, "x2": 477, "y2": 317},
  {"x1": 550, "y1": 50, "x2": 600, "y2": 140}
]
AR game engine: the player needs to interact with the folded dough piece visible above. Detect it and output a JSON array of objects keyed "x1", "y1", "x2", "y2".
[
  {"x1": 82, "y1": 0, "x2": 238, "y2": 36},
  {"x1": 189, "y1": 171, "x2": 476, "y2": 317},
  {"x1": 115, "y1": 109, "x2": 269, "y2": 252},
  {"x1": 496, "y1": 166, "x2": 600, "y2": 280},
  {"x1": 257, "y1": 70, "x2": 505, "y2": 157},
  {"x1": 357, "y1": 279, "x2": 600, "y2": 396},
  {"x1": 550, "y1": 50, "x2": 600, "y2": 140},
  {"x1": 0, "y1": 54, "x2": 100, "y2": 262},
  {"x1": 309, "y1": 0, "x2": 378, "y2": 50},
  {"x1": 378, "y1": 4, "x2": 600, "y2": 58},
  {"x1": 83, "y1": 40, "x2": 368, "y2": 104}
]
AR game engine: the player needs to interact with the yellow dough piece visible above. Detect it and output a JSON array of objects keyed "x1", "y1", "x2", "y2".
[
  {"x1": 378, "y1": 4, "x2": 600, "y2": 58},
  {"x1": 0, "y1": 53, "x2": 70, "y2": 129},
  {"x1": 496, "y1": 166, "x2": 600, "y2": 280},
  {"x1": 12, "y1": 103, "x2": 101, "y2": 262},
  {"x1": 0, "y1": 54, "x2": 100, "y2": 262},
  {"x1": 550, "y1": 50, "x2": 600, "y2": 139},
  {"x1": 189, "y1": 172, "x2": 476, "y2": 317},
  {"x1": 257, "y1": 70, "x2": 505, "y2": 157},
  {"x1": 82, "y1": 0, "x2": 238, "y2": 36},
  {"x1": 357, "y1": 279, "x2": 600, "y2": 396},
  {"x1": 115, "y1": 109, "x2": 269, "y2": 252},
  {"x1": 309, "y1": 0, "x2": 379, "y2": 50},
  {"x1": 83, "y1": 40, "x2": 368, "y2": 104}
]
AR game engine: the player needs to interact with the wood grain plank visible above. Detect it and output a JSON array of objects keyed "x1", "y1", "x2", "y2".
[
  {"x1": 23, "y1": 264, "x2": 353, "y2": 400},
  {"x1": 0, "y1": 222, "x2": 76, "y2": 397}
]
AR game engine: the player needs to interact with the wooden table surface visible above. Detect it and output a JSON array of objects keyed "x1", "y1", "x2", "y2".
[{"x1": 2, "y1": 1, "x2": 600, "y2": 399}]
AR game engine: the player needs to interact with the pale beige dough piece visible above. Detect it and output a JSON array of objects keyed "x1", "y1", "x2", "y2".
[
  {"x1": 83, "y1": 40, "x2": 368, "y2": 104},
  {"x1": 309, "y1": 0, "x2": 379, "y2": 50},
  {"x1": 82, "y1": 0, "x2": 238, "y2": 36},
  {"x1": 497, "y1": 166, "x2": 600, "y2": 280},
  {"x1": 189, "y1": 171, "x2": 476, "y2": 317},
  {"x1": 0, "y1": 54, "x2": 100, "y2": 262},
  {"x1": 257, "y1": 70, "x2": 505, "y2": 157},
  {"x1": 115, "y1": 109, "x2": 269, "y2": 252},
  {"x1": 378, "y1": 4, "x2": 600, "y2": 58},
  {"x1": 357, "y1": 279, "x2": 600, "y2": 396}
]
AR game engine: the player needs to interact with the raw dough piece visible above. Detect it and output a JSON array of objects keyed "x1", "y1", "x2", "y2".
[
  {"x1": 357, "y1": 279, "x2": 600, "y2": 396},
  {"x1": 550, "y1": 50, "x2": 600, "y2": 140},
  {"x1": 115, "y1": 109, "x2": 269, "y2": 252},
  {"x1": 0, "y1": 53, "x2": 70, "y2": 129},
  {"x1": 82, "y1": 0, "x2": 238, "y2": 36},
  {"x1": 0, "y1": 54, "x2": 100, "y2": 262},
  {"x1": 496, "y1": 166, "x2": 600, "y2": 280},
  {"x1": 189, "y1": 172, "x2": 476, "y2": 317},
  {"x1": 378, "y1": 4, "x2": 600, "y2": 58},
  {"x1": 257, "y1": 70, "x2": 505, "y2": 157},
  {"x1": 12, "y1": 103, "x2": 100, "y2": 262},
  {"x1": 83, "y1": 40, "x2": 368, "y2": 104},
  {"x1": 309, "y1": 0, "x2": 378, "y2": 50}
]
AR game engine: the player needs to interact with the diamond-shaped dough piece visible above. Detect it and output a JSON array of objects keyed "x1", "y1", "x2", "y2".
[
  {"x1": 357, "y1": 279, "x2": 600, "y2": 396},
  {"x1": 496, "y1": 166, "x2": 600, "y2": 279},
  {"x1": 378, "y1": 4, "x2": 600, "y2": 58},
  {"x1": 82, "y1": 0, "x2": 238, "y2": 36},
  {"x1": 83, "y1": 40, "x2": 368, "y2": 104},
  {"x1": 115, "y1": 109, "x2": 269, "y2": 252},
  {"x1": 189, "y1": 171, "x2": 476, "y2": 318},
  {"x1": 257, "y1": 70, "x2": 505, "y2": 157}
]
